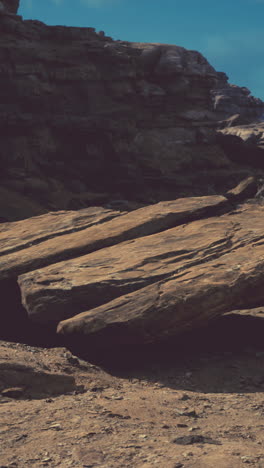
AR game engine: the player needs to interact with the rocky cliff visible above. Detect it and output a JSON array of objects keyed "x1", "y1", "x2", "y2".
[{"x1": 0, "y1": 3, "x2": 264, "y2": 221}]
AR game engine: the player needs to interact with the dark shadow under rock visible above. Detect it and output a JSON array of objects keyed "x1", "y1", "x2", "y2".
[{"x1": 65, "y1": 311, "x2": 264, "y2": 394}]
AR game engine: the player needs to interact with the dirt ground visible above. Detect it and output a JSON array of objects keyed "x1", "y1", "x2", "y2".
[{"x1": 1, "y1": 310, "x2": 264, "y2": 468}]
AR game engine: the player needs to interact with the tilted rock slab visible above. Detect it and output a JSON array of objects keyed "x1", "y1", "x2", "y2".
[
  {"x1": 0, "y1": 195, "x2": 228, "y2": 281},
  {"x1": 16, "y1": 189, "x2": 264, "y2": 352},
  {"x1": 55, "y1": 200, "x2": 264, "y2": 350}
]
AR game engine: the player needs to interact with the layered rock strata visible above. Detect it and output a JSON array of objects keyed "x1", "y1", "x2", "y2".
[
  {"x1": 212, "y1": 72, "x2": 264, "y2": 123},
  {"x1": 220, "y1": 122, "x2": 264, "y2": 148},
  {"x1": 1, "y1": 178, "x2": 264, "y2": 359},
  {"x1": 0, "y1": 4, "x2": 264, "y2": 220}
]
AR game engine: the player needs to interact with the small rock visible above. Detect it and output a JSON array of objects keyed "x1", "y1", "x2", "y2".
[
  {"x1": 173, "y1": 435, "x2": 221, "y2": 445},
  {"x1": 48, "y1": 423, "x2": 62, "y2": 431},
  {"x1": 15, "y1": 434, "x2": 28, "y2": 442},
  {"x1": 175, "y1": 409, "x2": 198, "y2": 418},
  {"x1": 183, "y1": 452, "x2": 193, "y2": 457},
  {"x1": 241, "y1": 456, "x2": 254, "y2": 464},
  {"x1": 178, "y1": 393, "x2": 190, "y2": 401}
]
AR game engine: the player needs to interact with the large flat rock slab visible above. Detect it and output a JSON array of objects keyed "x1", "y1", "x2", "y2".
[
  {"x1": 0, "y1": 206, "x2": 123, "y2": 257},
  {"x1": 0, "y1": 195, "x2": 227, "y2": 280},
  {"x1": 18, "y1": 200, "x2": 264, "y2": 329},
  {"x1": 57, "y1": 201, "x2": 264, "y2": 350}
]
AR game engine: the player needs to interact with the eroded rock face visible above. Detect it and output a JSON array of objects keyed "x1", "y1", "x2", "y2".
[
  {"x1": 1, "y1": 178, "x2": 263, "y2": 358},
  {"x1": 220, "y1": 122, "x2": 264, "y2": 148},
  {"x1": 0, "y1": 7, "x2": 263, "y2": 220}
]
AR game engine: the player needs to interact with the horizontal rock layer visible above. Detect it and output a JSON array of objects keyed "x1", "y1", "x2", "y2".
[{"x1": 0, "y1": 8, "x2": 263, "y2": 220}]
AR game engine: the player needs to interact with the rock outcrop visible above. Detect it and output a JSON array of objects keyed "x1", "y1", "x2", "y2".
[
  {"x1": 212, "y1": 72, "x2": 264, "y2": 124},
  {"x1": 0, "y1": 4, "x2": 264, "y2": 221},
  {"x1": 220, "y1": 122, "x2": 264, "y2": 148},
  {"x1": 56, "y1": 198, "x2": 264, "y2": 353},
  {"x1": 1, "y1": 178, "x2": 264, "y2": 360}
]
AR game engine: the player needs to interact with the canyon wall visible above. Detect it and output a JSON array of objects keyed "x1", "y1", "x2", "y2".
[{"x1": 0, "y1": 4, "x2": 263, "y2": 220}]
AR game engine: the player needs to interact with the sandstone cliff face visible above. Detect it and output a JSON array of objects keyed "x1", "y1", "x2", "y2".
[{"x1": 0, "y1": 4, "x2": 263, "y2": 220}]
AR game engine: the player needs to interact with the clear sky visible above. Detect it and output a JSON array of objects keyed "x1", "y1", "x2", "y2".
[{"x1": 19, "y1": 0, "x2": 264, "y2": 100}]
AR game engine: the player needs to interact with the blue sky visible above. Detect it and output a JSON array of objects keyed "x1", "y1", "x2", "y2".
[{"x1": 19, "y1": 0, "x2": 264, "y2": 100}]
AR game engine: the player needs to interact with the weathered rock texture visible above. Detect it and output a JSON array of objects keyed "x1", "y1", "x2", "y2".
[
  {"x1": 0, "y1": 195, "x2": 228, "y2": 281},
  {"x1": 56, "y1": 200, "x2": 264, "y2": 352},
  {"x1": 1, "y1": 178, "x2": 263, "y2": 357},
  {"x1": 0, "y1": 4, "x2": 264, "y2": 221},
  {"x1": 212, "y1": 72, "x2": 264, "y2": 123},
  {"x1": 220, "y1": 122, "x2": 264, "y2": 149}
]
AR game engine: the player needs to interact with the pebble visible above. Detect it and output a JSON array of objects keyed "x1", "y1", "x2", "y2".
[
  {"x1": 178, "y1": 394, "x2": 191, "y2": 401},
  {"x1": 175, "y1": 409, "x2": 198, "y2": 418},
  {"x1": 241, "y1": 456, "x2": 254, "y2": 463},
  {"x1": 48, "y1": 423, "x2": 62, "y2": 431}
]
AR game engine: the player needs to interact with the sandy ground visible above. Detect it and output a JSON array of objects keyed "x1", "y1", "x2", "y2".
[{"x1": 1, "y1": 310, "x2": 264, "y2": 468}]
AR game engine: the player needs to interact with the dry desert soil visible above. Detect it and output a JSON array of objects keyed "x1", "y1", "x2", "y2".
[{"x1": 1, "y1": 309, "x2": 264, "y2": 468}]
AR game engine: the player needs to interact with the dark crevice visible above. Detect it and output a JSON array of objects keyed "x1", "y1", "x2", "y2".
[{"x1": 0, "y1": 279, "x2": 62, "y2": 347}]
